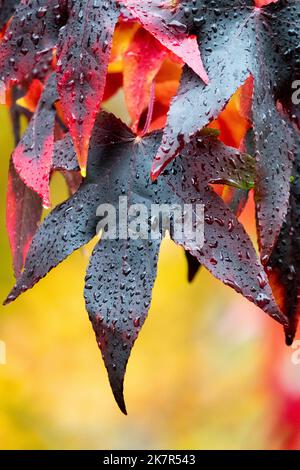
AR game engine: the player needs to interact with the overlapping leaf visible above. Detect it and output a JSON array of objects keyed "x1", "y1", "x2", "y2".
[
  {"x1": 6, "y1": 81, "x2": 81, "y2": 277},
  {"x1": 56, "y1": 0, "x2": 120, "y2": 172},
  {"x1": 12, "y1": 73, "x2": 57, "y2": 207},
  {"x1": 5, "y1": 111, "x2": 287, "y2": 412},
  {"x1": 183, "y1": 81, "x2": 253, "y2": 283},
  {"x1": 120, "y1": 0, "x2": 208, "y2": 84},
  {"x1": 0, "y1": 0, "x2": 68, "y2": 91},
  {"x1": 124, "y1": 0, "x2": 299, "y2": 261},
  {"x1": 2, "y1": 0, "x2": 300, "y2": 413},
  {"x1": 123, "y1": 27, "x2": 167, "y2": 131},
  {"x1": 6, "y1": 86, "x2": 42, "y2": 278},
  {"x1": 267, "y1": 129, "x2": 300, "y2": 345},
  {"x1": 6, "y1": 146, "x2": 77, "y2": 279}
]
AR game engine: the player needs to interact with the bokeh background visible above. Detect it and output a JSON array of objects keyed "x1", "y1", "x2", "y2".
[{"x1": 1, "y1": 86, "x2": 300, "y2": 450}]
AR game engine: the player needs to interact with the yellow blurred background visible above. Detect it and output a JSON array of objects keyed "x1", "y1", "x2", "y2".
[{"x1": 0, "y1": 99, "x2": 300, "y2": 450}]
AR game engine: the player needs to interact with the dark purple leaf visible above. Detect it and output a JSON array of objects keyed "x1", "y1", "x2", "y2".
[
  {"x1": 53, "y1": 134, "x2": 79, "y2": 172},
  {"x1": 5, "y1": 111, "x2": 286, "y2": 413},
  {"x1": 130, "y1": 0, "x2": 299, "y2": 260}
]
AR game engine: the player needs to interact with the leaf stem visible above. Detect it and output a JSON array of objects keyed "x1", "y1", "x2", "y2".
[{"x1": 141, "y1": 80, "x2": 156, "y2": 137}]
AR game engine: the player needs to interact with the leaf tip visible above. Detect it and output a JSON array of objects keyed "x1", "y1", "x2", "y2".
[
  {"x1": 284, "y1": 319, "x2": 298, "y2": 346},
  {"x1": 150, "y1": 170, "x2": 158, "y2": 182},
  {"x1": 90, "y1": 315, "x2": 129, "y2": 415},
  {"x1": 106, "y1": 357, "x2": 129, "y2": 415},
  {"x1": 115, "y1": 392, "x2": 128, "y2": 416},
  {"x1": 106, "y1": 362, "x2": 128, "y2": 415},
  {"x1": 285, "y1": 331, "x2": 294, "y2": 347},
  {"x1": 74, "y1": 137, "x2": 89, "y2": 178},
  {"x1": 150, "y1": 160, "x2": 164, "y2": 181},
  {"x1": 42, "y1": 202, "x2": 51, "y2": 210},
  {"x1": 80, "y1": 166, "x2": 87, "y2": 178},
  {"x1": 180, "y1": 35, "x2": 209, "y2": 85},
  {"x1": 3, "y1": 291, "x2": 16, "y2": 306},
  {"x1": 198, "y1": 65, "x2": 209, "y2": 86},
  {"x1": 3, "y1": 280, "x2": 27, "y2": 306}
]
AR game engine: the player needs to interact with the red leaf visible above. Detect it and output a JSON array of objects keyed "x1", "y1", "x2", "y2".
[
  {"x1": 56, "y1": 0, "x2": 120, "y2": 173},
  {"x1": 121, "y1": 0, "x2": 208, "y2": 84},
  {"x1": 266, "y1": 128, "x2": 300, "y2": 345},
  {"x1": 103, "y1": 72, "x2": 123, "y2": 102},
  {"x1": 5, "y1": 112, "x2": 287, "y2": 413},
  {"x1": 123, "y1": 28, "x2": 167, "y2": 131},
  {"x1": 147, "y1": 0, "x2": 299, "y2": 260}
]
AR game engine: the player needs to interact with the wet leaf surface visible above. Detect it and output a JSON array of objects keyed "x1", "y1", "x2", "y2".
[
  {"x1": 134, "y1": 0, "x2": 300, "y2": 259},
  {"x1": 5, "y1": 111, "x2": 287, "y2": 413},
  {"x1": 12, "y1": 73, "x2": 57, "y2": 207},
  {"x1": 267, "y1": 129, "x2": 300, "y2": 346},
  {"x1": 56, "y1": 0, "x2": 120, "y2": 171}
]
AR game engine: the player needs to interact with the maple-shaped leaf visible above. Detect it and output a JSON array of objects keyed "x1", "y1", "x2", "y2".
[
  {"x1": 123, "y1": 27, "x2": 167, "y2": 131},
  {"x1": 12, "y1": 73, "x2": 57, "y2": 207},
  {"x1": 0, "y1": 0, "x2": 19, "y2": 31},
  {"x1": 5, "y1": 111, "x2": 287, "y2": 413},
  {"x1": 0, "y1": 0, "x2": 68, "y2": 95},
  {"x1": 56, "y1": 0, "x2": 120, "y2": 172},
  {"x1": 267, "y1": 128, "x2": 300, "y2": 346},
  {"x1": 120, "y1": 0, "x2": 208, "y2": 84},
  {"x1": 133, "y1": 0, "x2": 299, "y2": 261}
]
